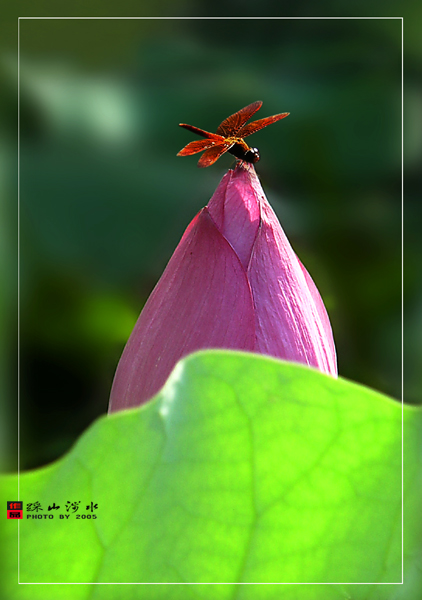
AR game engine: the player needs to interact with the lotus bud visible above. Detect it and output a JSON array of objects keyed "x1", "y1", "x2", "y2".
[{"x1": 109, "y1": 164, "x2": 336, "y2": 412}]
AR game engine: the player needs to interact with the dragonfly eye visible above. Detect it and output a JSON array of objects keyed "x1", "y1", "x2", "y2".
[{"x1": 244, "y1": 147, "x2": 260, "y2": 164}]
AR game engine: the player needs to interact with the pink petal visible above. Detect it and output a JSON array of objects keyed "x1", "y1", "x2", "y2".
[
  {"x1": 296, "y1": 257, "x2": 337, "y2": 374},
  {"x1": 207, "y1": 167, "x2": 260, "y2": 270},
  {"x1": 244, "y1": 167, "x2": 337, "y2": 376},
  {"x1": 108, "y1": 208, "x2": 256, "y2": 412}
]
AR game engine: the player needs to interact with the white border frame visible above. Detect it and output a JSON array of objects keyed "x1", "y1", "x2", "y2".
[{"x1": 17, "y1": 15, "x2": 404, "y2": 588}]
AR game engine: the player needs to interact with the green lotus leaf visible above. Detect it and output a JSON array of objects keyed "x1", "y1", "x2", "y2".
[{"x1": 2, "y1": 350, "x2": 421, "y2": 599}]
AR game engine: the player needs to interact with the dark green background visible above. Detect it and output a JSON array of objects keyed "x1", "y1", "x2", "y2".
[{"x1": 1, "y1": 6, "x2": 420, "y2": 472}]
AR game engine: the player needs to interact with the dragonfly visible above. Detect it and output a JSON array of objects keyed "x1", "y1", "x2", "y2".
[{"x1": 177, "y1": 101, "x2": 289, "y2": 168}]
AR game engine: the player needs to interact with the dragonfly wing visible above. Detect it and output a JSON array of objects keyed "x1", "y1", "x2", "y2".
[
  {"x1": 177, "y1": 139, "x2": 219, "y2": 157},
  {"x1": 179, "y1": 123, "x2": 224, "y2": 140},
  {"x1": 197, "y1": 142, "x2": 233, "y2": 168},
  {"x1": 216, "y1": 101, "x2": 263, "y2": 137},
  {"x1": 236, "y1": 113, "x2": 290, "y2": 138}
]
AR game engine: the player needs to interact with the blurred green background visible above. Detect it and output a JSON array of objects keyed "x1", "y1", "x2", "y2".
[{"x1": 1, "y1": 6, "x2": 421, "y2": 472}]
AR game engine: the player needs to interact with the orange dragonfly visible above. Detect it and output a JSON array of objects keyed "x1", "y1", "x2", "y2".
[{"x1": 177, "y1": 101, "x2": 289, "y2": 168}]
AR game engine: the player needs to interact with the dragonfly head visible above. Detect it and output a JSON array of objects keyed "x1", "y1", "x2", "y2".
[{"x1": 243, "y1": 147, "x2": 260, "y2": 164}]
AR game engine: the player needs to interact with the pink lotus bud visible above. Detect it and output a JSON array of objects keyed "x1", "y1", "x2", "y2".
[{"x1": 109, "y1": 164, "x2": 337, "y2": 412}]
